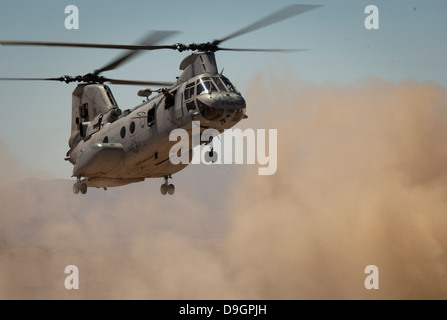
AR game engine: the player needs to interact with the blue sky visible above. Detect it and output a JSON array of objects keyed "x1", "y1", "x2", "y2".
[{"x1": 0, "y1": 0, "x2": 446, "y2": 178}]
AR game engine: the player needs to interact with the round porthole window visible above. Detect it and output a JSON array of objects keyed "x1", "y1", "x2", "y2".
[
  {"x1": 130, "y1": 121, "x2": 136, "y2": 134},
  {"x1": 120, "y1": 126, "x2": 126, "y2": 139}
]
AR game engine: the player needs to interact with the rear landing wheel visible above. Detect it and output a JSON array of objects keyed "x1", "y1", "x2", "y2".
[
  {"x1": 73, "y1": 180, "x2": 87, "y2": 195},
  {"x1": 161, "y1": 176, "x2": 175, "y2": 195}
]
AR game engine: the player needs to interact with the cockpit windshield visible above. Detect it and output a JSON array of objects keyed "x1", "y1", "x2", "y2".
[
  {"x1": 212, "y1": 76, "x2": 227, "y2": 92},
  {"x1": 197, "y1": 77, "x2": 218, "y2": 95},
  {"x1": 221, "y1": 76, "x2": 238, "y2": 93},
  {"x1": 189, "y1": 75, "x2": 240, "y2": 97}
]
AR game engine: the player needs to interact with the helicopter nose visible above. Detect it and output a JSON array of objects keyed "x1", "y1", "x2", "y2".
[
  {"x1": 196, "y1": 92, "x2": 246, "y2": 123},
  {"x1": 197, "y1": 92, "x2": 246, "y2": 110}
]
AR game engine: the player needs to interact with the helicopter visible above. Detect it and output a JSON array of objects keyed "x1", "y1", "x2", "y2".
[{"x1": 0, "y1": 4, "x2": 320, "y2": 195}]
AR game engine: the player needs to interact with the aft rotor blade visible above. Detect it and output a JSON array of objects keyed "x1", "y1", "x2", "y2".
[
  {"x1": 0, "y1": 77, "x2": 65, "y2": 82},
  {"x1": 103, "y1": 78, "x2": 173, "y2": 87},
  {"x1": 215, "y1": 4, "x2": 322, "y2": 45},
  {"x1": 94, "y1": 30, "x2": 179, "y2": 75},
  {"x1": 0, "y1": 76, "x2": 173, "y2": 86},
  {"x1": 217, "y1": 48, "x2": 309, "y2": 53},
  {"x1": 0, "y1": 41, "x2": 176, "y2": 51}
]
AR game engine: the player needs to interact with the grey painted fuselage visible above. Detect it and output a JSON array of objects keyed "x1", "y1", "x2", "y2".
[{"x1": 66, "y1": 52, "x2": 246, "y2": 188}]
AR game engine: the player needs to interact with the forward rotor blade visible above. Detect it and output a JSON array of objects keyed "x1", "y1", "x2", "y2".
[
  {"x1": 217, "y1": 48, "x2": 309, "y2": 53},
  {"x1": 94, "y1": 30, "x2": 179, "y2": 75},
  {"x1": 0, "y1": 41, "x2": 176, "y2": 51},
  {"x1": 215, "y1": 4, "x2": 322, "y2": 45},
  {"x1": 102, "y1": 78, "x2": 173, "y2": 87}
]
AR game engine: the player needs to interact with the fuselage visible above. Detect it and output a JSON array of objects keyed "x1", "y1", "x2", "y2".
[{"x1": 66, "y1": 72, "x2": 246, "y2": 188}]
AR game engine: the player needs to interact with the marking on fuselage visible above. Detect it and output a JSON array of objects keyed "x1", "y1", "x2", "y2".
[
  {"x1": 137, "y1": 112, "x2": 146, "y2": 128},
  {"x1": 128, "y1": 140, "x2": 140, "y2": 153}
]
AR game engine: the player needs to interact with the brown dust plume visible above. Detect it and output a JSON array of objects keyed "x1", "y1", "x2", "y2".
[{"x1": 0, "y1": 74, "x2": 447, "y2": 299}]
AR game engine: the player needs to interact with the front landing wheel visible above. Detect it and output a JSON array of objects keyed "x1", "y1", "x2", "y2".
[
  {"x1": 80, "y1": 183, "x2": 88, "y2": 195},
  {"x1": 167, "y1": 184, "x2": 175, "y2": 195},
  {"x1": 161, "y1": 184, "x2": 168, "y2": 195}
]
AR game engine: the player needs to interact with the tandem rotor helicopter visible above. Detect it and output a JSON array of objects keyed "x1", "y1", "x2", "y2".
[{"x1": 0, "y1": 5, "x2": 319, "y2": 195}]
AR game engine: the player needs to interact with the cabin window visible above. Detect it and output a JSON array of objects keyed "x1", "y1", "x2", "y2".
[
  {"x1": 130, "y1": 121, "x2": 136, "y2": 134},
  {"x1": 163, "y1": 89, "x2": 176, "y2": 109},
  {"x1": 103, "y1": 136, "x2": 109, "y2": 143},
  {"x1": 120, "y1": 126, "x2": 126, "y2": 139},
  {"x1": 185, "y1": 83, "x2": 195, "y2": 100},
  {"x1": 147, "y1": 108, "x2": 155, "y2": 127}
]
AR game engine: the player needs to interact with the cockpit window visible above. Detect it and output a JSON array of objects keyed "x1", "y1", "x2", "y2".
[
  {"x1": 197, "y1": 78, "x2": 218, "y2": 95},
  {"x1": 221, "y1": 76, "x2": 238, "y2": 93},
  {"x1": 212, "y1": 76, "x2": 228, "y2": 92},
  {"x1": 187, "y1": 76, "x2": 239, "y2": 98}
]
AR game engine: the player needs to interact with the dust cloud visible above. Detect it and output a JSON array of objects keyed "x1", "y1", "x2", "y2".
[{"x1": 1, "y1": 74, "x2": 447, "y2": 299}]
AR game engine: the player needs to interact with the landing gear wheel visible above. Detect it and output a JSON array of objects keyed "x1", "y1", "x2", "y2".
[
  {"x1": 160, "y1": 184, "x2": 168, "y2": 195},
  {"x1": 205, "y1": 136, "x2": 218, "y2": 164},
  {"x1": 73, "y1": 178, "x2": 87, "y2": 195},
  {"x1": 205, "y1": 149, "x2": 218, "y2": 164},
  {"x1": 73, "y1": 183, "x2": 80, "y2": 194},
  {"x1": 80, "y1": 183, "x2": 88, "y2": 195},
  {"x1": 161, "y1": 176, "x2": 175, "y2": 195}
]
